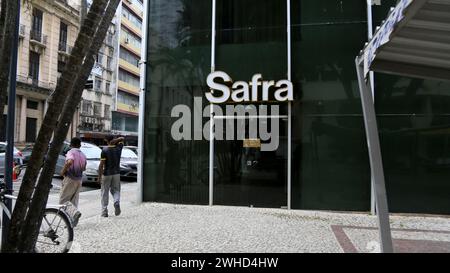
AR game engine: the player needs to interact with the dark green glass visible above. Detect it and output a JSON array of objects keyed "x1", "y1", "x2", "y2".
[
  {"x1": 143, "y1": 0, "x2": 212, "y2": 204},
  {"x1": 375, "y1": 75, "x2": 450, "y2": 214},
  {"x1": 291, "y1": 0, "x2": 371, "y2": 211},
  {"x1": 372, "y1": 1, "x2": 450, "y2": 214},
  {"x1": 142, "y1": 0, "x2": 450, "y2": 214},
  {"x1": 213, "y1": 0, "x2": 288, "y2": 208}
]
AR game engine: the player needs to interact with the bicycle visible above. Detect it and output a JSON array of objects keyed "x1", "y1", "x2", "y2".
[{"x1": 0, "y1": 180, "x2": 74, "y2": 253}]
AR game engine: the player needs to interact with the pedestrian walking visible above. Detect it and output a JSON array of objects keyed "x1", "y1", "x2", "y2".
[
  {"x1": 98, "y1": 135, "x2": 125, "y2": 217},
  {"x1": 59, "y1": 137, "x2": 86, "y2": 226}
]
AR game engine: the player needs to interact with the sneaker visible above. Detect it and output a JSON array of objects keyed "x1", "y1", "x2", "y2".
[
  {"x1": 73, "y1": 212, "x2": 81, "y2": 227},
  {"x1": 101, "y1": 210, "x2": 108, "y2": 217},
  {"x1": 114, "y1": 202, "x2": 121, "y2": 216}
]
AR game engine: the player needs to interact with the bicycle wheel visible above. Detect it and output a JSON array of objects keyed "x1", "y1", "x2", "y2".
[{"x1": 35, "y1": 208, "x2": 74, "y2": 253}]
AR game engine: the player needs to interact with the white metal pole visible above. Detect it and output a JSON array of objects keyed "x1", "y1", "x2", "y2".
[
  {"x1": 287, "y1": 0, "x2": 292, "y2": 210},
  {"x1": 137, "y1": 0, "x2": 149, "y2": 204},
  {"x1": 367, "y1": 0, "x2": 376, "y2": 215},
  {"x1": 209, "y1": 0, "x2": 217, "y2": 206},
  {"x1": 356, "y1": 57, "x2": 393, "y2": 253}
]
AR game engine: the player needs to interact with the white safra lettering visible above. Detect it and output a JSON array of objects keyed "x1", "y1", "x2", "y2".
[
  {"x1": 206, "y1": 71, "x2": 293, "y2": 103},
  {"x1": 206, "y1": 71, "x2": 231, "y2": 103},
  {"x1": 274, "y1": 79, "x2": 293, "y2": 101},
  {"x1": 251, "y1": 73, "x2": 262, "y2": 101},
  {"x1": 231, "y1": 81, "x2": 249, "y2": 102}
]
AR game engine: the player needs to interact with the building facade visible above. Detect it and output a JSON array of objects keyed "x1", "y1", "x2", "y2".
[
  {"x1": 78, "y1": 2, "x2": 120, "y2": 145},
  {"x1": 110, "y1": 0, "x2": 144, "y2": 145},
  {"x1": 1, "y1": 0, "x2": 80, "y2": 145},
  {"x1": 142, "y1": 0, "x2": 450, "y2": 215}
]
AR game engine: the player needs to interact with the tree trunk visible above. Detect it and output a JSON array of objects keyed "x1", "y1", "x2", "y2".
[
  {"x1": 0, "y1": 0, "x2": 18, "y2": 132},
  {"x1": 2, "y1": 0, "x2": 109, "y2": 253},
  {"x1": 17, "y1": 0, "x2": 121, "y2": 252}
]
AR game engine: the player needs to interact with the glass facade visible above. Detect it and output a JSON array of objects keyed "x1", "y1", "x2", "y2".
[{"x1": 143, "y1": 0, "x2": 450, "y2": 214}]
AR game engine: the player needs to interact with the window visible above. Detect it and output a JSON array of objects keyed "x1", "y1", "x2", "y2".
[
  {"x1": 59, "y1": 22, "x2": 68, "y2": 51},
  {"x1": 58, "y1": 60, "x2": 66, "y2": 73},
  {"x1": 82, "y1": 100, "x2": 92, "y2": 115},
  {"x1": 104, "y1": 104, "x2": 111, "y2": 119},
  {"x1": 94, "y1": 76, "x2": 102, "y2": 91},
  {"x1": 119, "y1": 69, "x2": 140, "y2": 87},
  {"x1": 29, "y1": 51, "x2": 40, "y2": 83},
  {"x1": 96, "y1": 53, "x2": 104, "y2": 65},
  {"x1": 94, "y1": 102, "x2": 102, "y2": 116},
  {"x1": 120, "y1": 49, "x2": 140, "y2": 67},
  {"x1": 106, "y1": 33, "x2": 113, "y2": 46},
  {"x1": 121, "y1": 27, "x2": 141, "y2": 48},
  {"x1": 31, "y1": 8, "x2": 43, "y2": 42},
  {"x1": 106, "y1": 56, "x2": 113, "y2": 70},
  {"x1": 105, "y1": 81, "x2": 111, "y2": 94},
  {"x1": 122, "y1": 6, "x2": 142, "y2": 29},
  {"x1": 133, "y1": 0, "x2": 144, "y2": 11},
  {"x1": 27, "y1": 100, "x2": 39, "y2": 110},
  {"x1": 118, "y1": 91, "x2": 139, "y2": 106}
]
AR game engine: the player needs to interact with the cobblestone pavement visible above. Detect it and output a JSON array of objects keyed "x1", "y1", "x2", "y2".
[{"x1": 70, "y1": 185, "x2": 450, "y2": 253}]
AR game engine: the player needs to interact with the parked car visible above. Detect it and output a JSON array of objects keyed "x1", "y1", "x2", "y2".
[
  {"x1": 54, "y1": 142, "x2": 102, "y2": 185},
  {"x1": 0, "y1": 142, "x2": 24, "y2": 177},
  {"x1": 125, "y1": 146, "x2": 138, "y2": 156},
  {"x1": 119, "y1": 147, "x2": 138, "y2": 181}
]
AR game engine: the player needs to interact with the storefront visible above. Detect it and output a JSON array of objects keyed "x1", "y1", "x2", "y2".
[{"x1": 140, "y1": 0, "x2": 450, "y2": 214}]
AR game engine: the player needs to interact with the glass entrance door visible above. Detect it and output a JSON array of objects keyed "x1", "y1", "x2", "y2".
[
  {"x1": 212, "y1": 115, "x2": 288, "y2": 208},
  {"x1": 207, "y1": 0, "x2": 291, "y2": 208}
]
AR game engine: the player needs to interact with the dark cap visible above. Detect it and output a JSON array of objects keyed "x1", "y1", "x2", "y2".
[
  {"x1": 70, "y1": 137, "x2": 81, "y2": 148},
  {"x1": 105, "y1": 135, "x2": 115, "y2": 142}
]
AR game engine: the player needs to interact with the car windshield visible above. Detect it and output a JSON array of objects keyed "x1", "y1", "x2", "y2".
[
  {"x1": 121, "y1": 148, "x2": 137, "y2": 159},
  {"x1": 80, "y1": 146, "x2": 102, "y2": 160}
]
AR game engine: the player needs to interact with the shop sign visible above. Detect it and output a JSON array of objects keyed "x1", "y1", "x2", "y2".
[{"x1": 206, "y1": 71, "x2": 293, "y2": 103}]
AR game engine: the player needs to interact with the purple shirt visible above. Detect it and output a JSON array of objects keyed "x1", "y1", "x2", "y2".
[{"x1": 66, "y1": 148, "x2": 87, "y2": 180}]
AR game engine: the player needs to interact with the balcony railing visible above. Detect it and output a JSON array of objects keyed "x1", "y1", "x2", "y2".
[
  {"x1": 30, "y1": 30, "x2": 47, "y2": 45},
  {"x1": 17, "y1": 74, "x2": 54, "y2": 90}
]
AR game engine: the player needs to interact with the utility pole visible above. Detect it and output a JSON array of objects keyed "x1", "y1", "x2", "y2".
[{"x1": 1, "y1": 0, "x2": 20, "y2": 246}]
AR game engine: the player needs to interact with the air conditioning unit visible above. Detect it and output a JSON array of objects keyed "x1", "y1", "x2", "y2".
[{"x1": 124, "y1": 38, "x2": 129, "y2": 44}]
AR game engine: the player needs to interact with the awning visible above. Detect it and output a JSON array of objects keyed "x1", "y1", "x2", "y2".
[
  {"x1": 359, "y1": 0, "x2": 450, "y2": 81},
  {"x1": 355, "y1": 0, "x2": 450, "y2": 253}
]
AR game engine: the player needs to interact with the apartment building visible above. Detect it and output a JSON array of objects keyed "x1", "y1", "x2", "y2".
[
  {"x1": 111, "y1": 0, "x2": 144, "y2": 145},
  {"x1": 77, "y1": 14, "x2": 120, "y2": 145},
  {"x1": 0, "y1": 0, "x2": 81, "y2": 145},
  {"x1": 76, "y1": 0, "x2": 143, "y2": 146}
]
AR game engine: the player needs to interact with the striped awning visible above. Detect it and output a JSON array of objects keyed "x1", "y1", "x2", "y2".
[{"x1": 359, "y1": 0, "x2": 450, "y2": 81}]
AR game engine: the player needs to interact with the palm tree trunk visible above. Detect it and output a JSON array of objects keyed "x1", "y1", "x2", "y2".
[
  {"x1": 0, "y1": 0, "x2": 18, "y2": 132},
  {"x1": 17, "y1": 0, "x2": 121, "y2": 252},
  {"x1": 2, "y1": 0, "x2": 109, "y2": 253}
]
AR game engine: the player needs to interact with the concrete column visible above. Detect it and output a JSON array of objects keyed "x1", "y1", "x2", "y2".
[{"x1": 19, "y1": 96, "x2": 27, "y2": 142}]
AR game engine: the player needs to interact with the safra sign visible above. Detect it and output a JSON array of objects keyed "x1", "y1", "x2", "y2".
[
  {"x1": 170, "y1": 71, "x2": 292, "y2": 151},
  {"x1": 205, "y1": 71, "x2": 293, "y2": 103}
]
